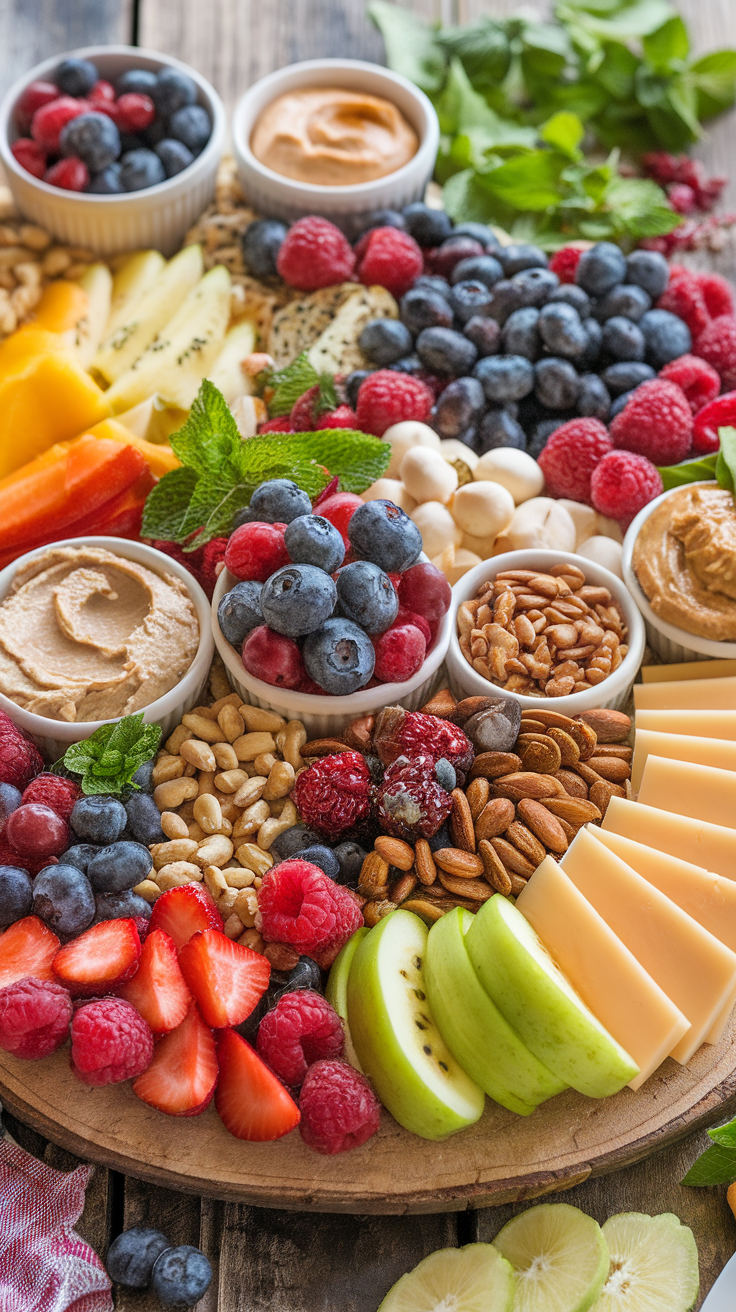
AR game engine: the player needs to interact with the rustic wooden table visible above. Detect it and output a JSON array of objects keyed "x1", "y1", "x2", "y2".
[{"x1": 2, "y1": 1, "x2": 736, "y2": 1307}]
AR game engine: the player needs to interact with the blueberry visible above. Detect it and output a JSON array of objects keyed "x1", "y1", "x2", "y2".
[
  {"x1": 106, "y1": 1227, "x2": 172, "y2": 1289},
  {"x1": 270, "y1": 823, "x2": 322, "y2": 861},
  {"x1": 626, "y1": 249, "x2": 670, "y2": 300},
  {"x1": 0, "y1": 784, "x2": 21, "y2": 824},
  {"x1": 169, "y1": 104, "x2": 211, "y2": 154},
  {"x1": 87, "y1": 164, "x2": 124, "y2": 194},
  {"x1": 412, "y1": 275, "x2": 452, "y2": 300},
  {"x1": 141, "y1": 117, "x2": 167, "y2": 148},
  {"x1": 486, "y1": 280, "x2": 526, "y2": 326},
  {"x1": 60, "y1": 113, "x2": 121, "y2": 172},
  {"x1": 131, "y1": 761, "x2": 155, "y2": 794},
  {"x1": 155, "y1": 139, "x2": 194, "y2": 178},
  {"x1": 415, "y1": 326, "x2": 477, "y2": 376},
  {"x1": 548, "y1": 284, "x2": 591, "y2": 317},
  {"x1": 249, "y1": 478, "x2": 312, "y2": 524},
  {"x1": 463, "y1": 316, "x2": 501, "y2": 357},
  {"x1": 125, "y1": 793, "x2": 165, "y2": 846},
  {"x1": 389, "y1": 354, "x2": 425, "y2": 378},
  {"x1": 433, "y1": 376, "x2": 485, "y2": 438},
  {"x1": 348, "y1": 499, "x2": 423, "y2": 573},
  {"x1": 602, "y1": 360, "x2": 656, "y2": 395},
  {"x1": 449, "y1": 256, "x2": 504, "y2": 289},
  {"x1": 0, "y1": 866, "x2": 32, "y2": 926},
  {"x1": 55, "y1": 57, "x2": 98, "y2": 97},
  {"x1": 94, "y1": 890, "x2": 152, "y2": 924},
  {"x1": 344, "y1": 370, "x2": 372, "y2": 410},
  {"x1": 502, "y1": 307, "x2": 541, "y2": 361},
  {"x1": 120, "y1": 148, "x2": 166, "y2": 191},
  {"x1": 434, "y1": 758, "x2": 456, "y2": 791},
  {"x1": 116, "y1": 68, "x2": 158, "y2": 96},
  {"x1": 609, "y1": 388, "x2": 638, "y2": 417},
  {"x1": 351, "y1": 209, "x2": 407, "y2": 241},
  {"x1": 284, "y1": 514, "x2": 344, "y2": 573},
  {"x1": 535, "y1": 358, "x2": 581, "y2": 410},
  {"x1": 332, "y1": 840, "x2": 367, "y2": 887},
  {"x1": 286, "y1": 955, "x2": 323, "y2": 991},
  {"x1": 151, "y1": 67, "x2": 198, "y2": 118},
  {"x1": 62, "y1": 844, "x2": 99, "y2": 874},
  {"x1": 577, "y1": 374, "x2": 611, "y2": 420},
  {"x1": 151, "y1": 1245, "x2": 212, "y2": 1309},
  {"x1": 297, "y1": 844, "x2": 340, "y2": 880},
  {"x1": 87, "y1": 841, "x2": 154, "y2": 894},
  {"x1": 428, "y1": 821, "x2": 452, "y2": 852},
  {"x1": 261, "y1": 564, "x2": 336, "y2": 638},
  {"x1": 593, "y1": 284, "x2": 651, "y2": 323},
  {"x1": 639, "y1": 308, "x2": 692, "y2": 368},
  {"x1": 580, "y1": 317, "x2": 602, "y2": 366},
  {"x1": 33, "y1": 864, "x2": 95, "y2": 937},
  {"x1": 303, "y1": 618, "x2": 375, "y2": 695},
  {"x1": 359, "y1": 318, "x2": 413, "y2": 365},
  {"x1": 452, "y1": 222, "x2": 500, "y2": 250},
  {"x1": 538, "y1": 302, "x2": 587, "y2": 358},
  {"x1": 601, "y1": 315, "x2": 645, "y2": 362},
  {"x1": 575, "y1": 241, "x2": 627, "y2": 297},
  {"x1": 336, "y1": 560, "x2": 399, "y2": 633},
  {"x1": 473, "y1": 354, "x2": 534, "y2": 403},
  {"x1": 240, "y1": 218, "x2": 288, "y2": 279},
  {"x1": 477, "y1": 408, "x2": 526, "y2": 452},
  {"x1": 402, "y1": 202, "x2": 453, "y2": 247},
  {"x1": 498, "y1": 243, "x2": 548, "y2": 276},
  {"x1": 456, "y1": 424, "x2": 479, "y2": 452},
  {"x1": 217, "y1": 580, "x2": 263, "y2": 649},
  {"x1": 528, "y1": 418, "x2": 565, "y2": 457},
  {"x1": 71, "y1": 796, "x2": 126, "y2": 845},
  {"x1": 511, "y1": 267, "x2": 559, "y2": 307}
]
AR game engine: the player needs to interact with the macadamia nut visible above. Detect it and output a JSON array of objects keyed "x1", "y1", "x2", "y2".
[
  {"x1": 411, "y1": 501, "x2": 463, "y2": 559},
  {"x1": 361, "y1": 477, "x2": 417, "y2": 514},
  {"x1": 461, "y1": 530, "x2": 498, "y2": 560},
  {"x1": 401, "y1": 446, "x2": 458, "y2": 504},
  {"x1": 473, "y1": 449, "x2": 544, "y2": 504},
  {"x1": 576, "y1": 535, "x2": 624, "y2": 578},
  {"x1": 451, "y1": 481, "x2": 515, "y2": 539},
  {"x1": 382, "y1": 420, "x2": 440, "y2": 479},
  {"x1": 506, "y1": 497, "x2": 576, "y2": 551},
  {"x1": 595, "y1": 513, "x2": 624, "y2": 544},
  {"x1": 440, "y1": 440, "x2": 479, "y2": 473},
  {"x1": 558, "y1": 499, "x2": 598, "y2": 549},
  {"x1": 432, "y1": 544, "x2": 482, "y2": 584}
]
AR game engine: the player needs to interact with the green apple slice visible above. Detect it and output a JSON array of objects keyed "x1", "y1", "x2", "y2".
[
  {"x1": 378, "y1": 1243, "x2": 516, "y2": 1312},
  {"x1": 347, "y1": 909, "x2": 485, "y2": 1140},
  {"x1": 425, "y1": 907, "x2": 566, "y2": 1115},
  {"x1": 326, "y1": 927, "x2": 368, "y2": 1071},
  {"x1": 104, "y1": 249, "x2": 166, "y2": 342},
  {"x1": 75, "y1": 263, "x2": 112, "y2": 368},
  {"x1": 94, "y1": 243, "x2": 203, "y2": 382},
  {"x1": 465, "y1": 896, "x2": 638, "y2": 1098},
  {"x1": 592, "y1": 1213, "x2": 699, "y2": 1311},
  {"x1": 206, "y1": 319, "x2": 257, "y2": 403},
  {"x1": 493, "y1": 1203, "x2": 609, "y2": 1312}
]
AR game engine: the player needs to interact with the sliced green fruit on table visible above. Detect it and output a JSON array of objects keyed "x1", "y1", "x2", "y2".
[
  {"x1": 493, "y1": 1203, "x2": 609, "y2": 1312},
  {"x1": 347, "y1": 909, "x2": 485, "y2": 1140},
  {"x1": 425, "y1": 906, "x2": 566, "y2": 1115},
  {"x1": 378, "y1": 1243, "x2": 516, "y2": 1312},
  {"x1": 591, "y1": 1213, "x2": 699, "y2": 1311},
  {"x1": 326, "y1": 926, "x2": 368, "y2": 1071},
  {"x1": 94, "y1": 243, "x2": 203, "y2": 383},
  {"x1": 104, "y1": 249, "x2": 166, "y2": 344},
  {"x1": 465, "y1": 896, "x2": 638, "y2": 1098}
]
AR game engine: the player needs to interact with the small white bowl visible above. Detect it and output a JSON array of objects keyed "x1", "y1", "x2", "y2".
[
  {"x1": 0, "y1": 45, "x2": 226, "y2": 256},
  {"x1": 445, "y1": 549, "x2": 645, "y2": 715},
  {"x1": 0, "y1": 536, "x2": 214, "y2": 760},
  {"x1": 232, "y1": 59, "x2": 440, "y2": 232},
  {"x1": 622, "y1": 481, "x2": 736, "y2": 664},
  {"x1": 211, "y1": 565, "x2": 452, "y2": 739}
]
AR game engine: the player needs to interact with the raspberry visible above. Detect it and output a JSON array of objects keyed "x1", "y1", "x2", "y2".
[
  {"x1": 88, "y1": 80, "x2": 116, "y2": 107},
  {"x1": 0, "y1": 977, "x2": 72, "y2": 1059},
  {"x1": 10, "y1": 138, "x2": 46, "y2": 179},
  {"x1": 610, "y1": 379, "x2": 692, "y2": 464},
  {"x1": 373, "y1": 624, "x2": 426, "y2": 683},
  {"x1": 0, "y1": 718, "x2": 44, "y2": 790},
  {"x1": 276, "y1": 216, "x2": 355, "y2": 291},
  {"x1": 31, "y1": 96, "x2": 88, "y2": 153},
  {"x1": 590, "y1": 451, "x2": 663, "y2": 526},
  {"x1": 395, "y1": 608, "x2": 431, "y2": 645},
  {"x1": 658, "y1": 354, "x2": 720, "y2": 414},
  {"x1": 257, "y1": 860, "x2": 363, "y2": 963},
  {"x1": 692, "y1": 391, "x2": 736, "y2": 455},
  {"x1": 316, "y1": 405, "x2": 359, "y2": 430},
  {"x1": 298, "y1": 1058, "x2": 381, "y2": 1154},
  {"x1": 374, "y1": 754, "x2": 452, "y2": 841},
  {"x1": 293, "y1": 751, "x2": 372, "y2": 838},
  {"x1": 548, "y1": 246, "x2": 583, "y2": 284},
  {"x1": 697, "y1": 272, "x2": 733, "y2": 320},
  {"x1": 198, "y1": 537, "x2": 228, "y2": 600},
  {"x1": 290, "y1": 385, "x2": 319, "y2": 431},
  {"x1": 355, "y1": 370, "x2": 433, "y2": 437},
  {"x1": 657, "y1": 271, "x2": 710, "y2": 339},
  {"x1": 537, "y1": 418, "x2": 612, "y2": 504},
  {"x1": 224, "y1": 521, "x2": 289, "y2": 582},
  {"x1": 0, "y1": 842, "x2": 55, "y2": 878},
  {"x1": 695, "y1": 315, "x2": 736, "y2": 390},
  {"x1": 45, "y1": 157, "x2": 89, "y2": 192},
  {"x1": 355, "y1": 227, "x2": 423, "y2": 300},
  {"x1": 21, "y1": 773, "x2": 81, "y2": 822},
  {"x1": 668, "y1": 183, "x2": 697, "y2": 215},
  {"x1": 642, "y1": 151, "x2": 681, "y2": 185},
  {"x1": 258, "y1": 416, "x2": 293, "y2": 433},
  {"x1": 15, "y1": 79, "x2": 59, "y2": 131},
  {"x1": 70, "y1": 996, "x2": 154, "y2": 1086},
  {"x1": 374, "y1": 707, "x2": 474, "y2": 778},
  {"x1": 115, "y1": 92, "x2": 155, "y2": 133},
  {"x1": 256, "y1": 989, "x2": 344, "y2": 1087}
]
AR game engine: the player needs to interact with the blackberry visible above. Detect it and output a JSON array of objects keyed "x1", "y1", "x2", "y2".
[
  {"x1": 534, "y1": 358, "x2": 581, "y2": 410},
  {"x1": 474, "y1": 354, "x2": 534, "y2": 403},
  {"x1": 498, "y1": 243, "x2": 547, "y2": 276},
  {"x1": 478, "y1": 408, "x2": 526, "y2": 452},
  {"x1": 577, "y1": 374, "x2": 611, "y2": 420},
  {"x1": 415, "y1": 326, "x2": 477, "y2": 376},
  {"x1": 450, "y1": 279, "x2": 493, "y2": 324},
  {"x1": 575, "y1": 241, "x2": 626, "y2": 296},
  {"x1": 502, "y1": 307, "x2": 541, "y2": 361},
  {"x1": 402, "y1": 202, "x2": 453, "y2": 246},
  {"x1": 433, "y1": 377, "x2": 485, "y2": 438},
  {"x1": 601, "y1": 316, "x2": 645, "y2": 362},
  {"x1": 463, "y1": 315, "x2": 501, "y2": 356},
  {"x1": 538, "y1": 302, "x2": 587, "y2": 358},
  {"x1": 450, "y1": 255, "x2": 503, "y2": 289},
  {"x1": 400, "y1": 287, "x2": 453, "y2": 335},
  {"x1": 626, "y1": 249, "x2": 670, "y2": 300}
]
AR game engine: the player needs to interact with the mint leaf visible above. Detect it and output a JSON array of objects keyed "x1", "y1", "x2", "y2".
[
  {"x1": 540, "y1": 112, "x2": 584, "y2": 158},
  {"x1": 692, "y1": 49, "x2": 736, "y2": 117},
  {"x1": 368, "y1": 0, "x2": 446, "y2": 92},
  {"x1": 602, "y1": 175, "x2": 680, "y2": 237},
  {"x1": 437, "y1": 19, "x2": 510, "y2": 91},
  {"x1": 479, "y1": 151, "x2": 567, "y2": 210},
  {"x1": 170, "y1": 380, "x2": 241, "y2": 478},
  {"x1": 61, "y1": 713, "x2": 161, "y2": 797},
  {"x1": 268, "y1": 352, "x2": 319, "y2": 418},
  {"x1": 314, "y1": 373, "x2": 339, "y2": 417},
  {"x1": 643, "y1": 16, "x2": 689, "y2": 73},
  {"x1": 658, "y1": 452, "x2": 718, "y2": 489},
  {"x1": 141, "y1": 466, "x2": 199, "y2": 542},
  {"x1": 682, "y1": 1142, "x2": 736, "y2": 1186},
  {"x1": 716, "y1": 426, "x2": 736, "y2": 493}
]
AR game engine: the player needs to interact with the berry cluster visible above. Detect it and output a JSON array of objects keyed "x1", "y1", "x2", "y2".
[
  {"x1": 641, "y1": 153, "x2": 727, "y2": 217},
  {"x1": 11, "y1": 57, "x2": 211, "y2": 193}
]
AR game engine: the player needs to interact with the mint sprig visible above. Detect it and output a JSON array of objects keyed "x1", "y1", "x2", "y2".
[
  {"x1": 59, "y1": 713, "x2": 161, "y2": 797},
  {"x1": 658, "y1": 426, "x2": 736, "y2": 492},
  {"x1": 267, "y1": 352, "x2": 339, "y2": 418},
  {"x1": 682, "y1": 1111, "x2": 736, "y2": 1185}
]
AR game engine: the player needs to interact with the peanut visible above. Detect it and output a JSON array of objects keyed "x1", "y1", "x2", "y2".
[
  {"x1": 150, "y1": 838, "x2": 198, "y2": 869},
  {"x1": 155, "y1": 861, "x2": 202, "y2": 889},
  {"x1": 165, "y1": 724, "x2": 190, "y2": 755},
  {"x1": 223, "y1": 913, "x2": 244, "y2": 940},
  {"x1": 160, "y1": 811, "x2": 189, "y2": 840},
  {"x1": 240, "y1": 705, "x2": 286, "y2": 733},
  {"x1": 215, "y1": 768, "x2": 249, "y2": 794},
  {"x1": 152, "y1": 754, "x2": 185, "y2": 785},
  {"x1": 180, "y1": 739, "x2": 217, "y2": 772},
  {"x1": 195, "y1": 834, "x2": 234, "y2": 868},
  {"x1": 279, "y1": 721, "x2": 307, "y2": 771},
  {"x1": 239, "y1": 928, "x2": 266, "y2": 951},
  {"x1": 133, "y1": 879, "x2": 161, "y2": 902},
  {"x1": 232, "y1": 800, "x2": 270, "y2": 838},
  {"x1": 217, "y1": 703, "x2": 245, "y2": 742},
  {"x1": 204, "y1": 864, "x2": 229, "y2": 898},
  {"x1": 193, "y1": 793, "x2": 223, "y2": 835},
  {"x1": 212, "y1": 742, "x2": 239, "y2": 771},
  {"x1": 233, "y1": 731, "x2": 276, "y2": 761},
  {"x1": 257, "y1": 800, "x2": 297, "y2": 849},
  {"x1": 154, "y1": 777, "x2": 199, "y2": 810},
  {"x1": 263, "y1": 760, "x2": 295, "y2": 801},
  {"x1": 233, "y1": 776, "x2": 268, "y2": 807},
  {"x1": 181, "y1": 712, "x2": 227, "y2": 743},
  {"x1": 233, "y1": 844, "x2": 273, "y2": 876},
  {"x1": 223, "y1": 867, "x2": 256, "y2": 888}
]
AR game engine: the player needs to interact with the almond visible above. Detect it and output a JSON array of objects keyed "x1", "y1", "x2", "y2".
[
  {"x1": 490, "y1": 837, "x2": 535, "y2": 879},
  {"x1": 574, "y1": 760, "x2": 606, "y2": 787},
  {"x1": 301, "y1": 738, "x2": 353, "y2": 756},
  {"x1": 450, "y1": 788, "x2": 476, "y2": 852},
  {"x1": 558, "y1": 816, "x2": 577, "y2": 842},
  {"x1": 478, "y1": 838, "x2": 512, "y2": 895},
  {"x1": 589, "y1": 779, "x2": 626, "y2": 817},
  {"x1": 391, "y1": 872, "x2": 418, "y2": 904},
  {"x1": 469, "y1": 751, "x2": 522, "y2": 780},
  {"x1": 587, "y1": 755, "x2": 631, "y2": 783},
  {"x1": 517, "y1": 798, "x2": 568, "y2": 854},
  {"x1": 541, "y1": 797, "x2": 602, "y2": 825},
  {"x1": 374, "y1": 835, "x2": 415, "y2": 871},
  {"x1": 546, "y1": 726, "x2": 580, "y2": 767},
  {"x1": 491, "y1": 772, "x2": 562, "y2": 801},
  {"x1": 566, "y1": 718, "x2": 598, "y2": 759},
  {"x1": 420, "y1": 688, "x2": 457, "y2": 718},
  {"x1": 414, "y1": 838, "x2": 437, "y2": 886},
  {"x1": 519, "y1": 717, "x2": 547, "y2": 734},
  {"x1": 401, "y1": 898, "x2": 446, "y2": 924},
  {"x1": 437, "y1": 871, "x2": 494, "y2": 901},
  {"x1": 465, "y1": 776, "x2": 490, "y2": 820},
  {"x1": 475, "y1": 796, "x2": 516, "y2": 841},
  {"x1": 518, "y1": 737, "x2": 562, "y2": 774},
  {"x1": 590, "y1": 744, "x2": 632, "y2": 761},
  {"x1": 363, "y1": 899, "x2": 397, "y2": 927},
  {"x1": 506, "y1": 820, "x2": 546, "y2": 867},
  {"x1": 433, "y1": 848, "x2": 485, "y2": 878},
  {"x1": 554, "y1": 769, "x2": 588, "y2": 800},
  {"x1": 520, "y1": 708, "x2": 575, "y2": 731},
  {"x1": 343, "y1": 716, "x2": 375, "y2": 750},
  {"x1": 357, "y1": 851, "x2": 389, "y2": 898},
  {"x1": 577, "y1": 707, "x2": 631, "y2": 743}
]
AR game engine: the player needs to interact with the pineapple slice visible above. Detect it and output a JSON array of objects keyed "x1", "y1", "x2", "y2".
[
  {"x1": 104, "y1": 249, "x2": 166, "y2": 342},
  {"x1": 205, "y1": 319, "x2": 257, "y2": 403},
  {"x1": 75, "y1": 263, "x2": 112, "y2": 368},
  {"x1": 93, "y1": 244, "x2": 203, "y2": 383}
]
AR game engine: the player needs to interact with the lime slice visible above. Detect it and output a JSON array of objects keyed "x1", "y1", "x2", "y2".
[
  {"x1": 378, "y1": 1243, "x2": 516, "y2": 1312},
  {"x1": 591, "y1": 1213, "x2": 699, "y2": 1311},
  {"x1": 492, "y1": 1203, "x2": 609, "y2": 1312}
]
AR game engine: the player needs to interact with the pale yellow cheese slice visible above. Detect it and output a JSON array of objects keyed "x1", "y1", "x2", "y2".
[
  {"x1": 638, "y1": 756, "x2": 736, "y2": 830},
  {"x1": 635, "y1": 709, "x2": 736, "y2": 740},
  {"x1": 641, "y1": 659, "x2": 736, "y2": 683},
  {"x1": 561, "y1": 826, "x2": 736, "y2": 1063},
  {"x1": 517, "y1": 857, "x2": 690, "y2": 1089},
  {"x1": 632, "y1": 730, "x2": 736, "y2": 793},
  {"x1": 602, "y1": 796, "x2": 736, "y2": 881},
  {"x1": 634, "y1": 676, "x2": 736, "y2": 711}
]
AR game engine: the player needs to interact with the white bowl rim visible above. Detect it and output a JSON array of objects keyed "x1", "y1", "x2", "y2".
[
  {"x1": 447, "y1": 548, "x2": 646, "y2": 713},
  {"x1": 232, "y1": 57, "x2": 439, "y2": 199},
  {"x1": 0, "y1": 43, "x2": 227, "y2": 207},
  {"x1": 211, "y1": 563, "x2": 453, "y2": 714},
  {"x1": 0, "y1": 535, "x2": 214, "y2": 738},
  {"x1": 622, "y1": 479, "x2": 736, "y2": 659}
]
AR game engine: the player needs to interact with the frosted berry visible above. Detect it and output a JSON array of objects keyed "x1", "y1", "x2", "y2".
[
  {"x1": 694, "y1": 315, "x2": 736, "y2": 391},
  {"x1": 261, "y1": 564, "x2": 337, "y2": 638},
  {"x1": 277, "y1": 216, "x2": 355, "y2": 291},
  {"x1": 71, "y1": 996, "x2": 153, "y2": 1086},
  {"x1": 257, "y1": 859, "x2": 364, "y2": 961},
  {"x1": 698, "y1": 272, "x2": 733, "y2": 320},
  {"x1": 0, "y1": 718, "x2": 44, "y2": 790},
  {"x1": 355, "y1": 369, "x2": 433, "y2": 437},
  {"x1": 289, "y1": 385, "x2": 320, "y2": 431},
  {"x1": 22, "y1": 773, "x2": 81, "y2": 823},
  {"x1": 15, "y1": 79, "x2": 59, "y2": 131},
  {"x1": 431, "y1": 236, "x2": 485, "y2": 279},
  {"x1": 249, "y1": 479, "x2": 312, "y2": 525},
  {"x1": 336, "y1": 560, "x2": 399, "y2": 633},
  {"x1": 151, "y1": 1247, "x2": 212, "y2": 1308},
  {"x1": 355, "y1": 226, "x2": 423, "y2": 299},
  {"x1": 217, "y1": 579, "x2": 263, "y2": 649},
  {"x1": 590, "y1": 450, "x2": 664, "y2": 525},
  {"x1": 44, "y1": 157, "x2": 89, "y2": 191},
  {"x1": 374, "y1": 754, "x2": 453, "y2": 841},
  {"x1": 55, "y1": 57, "x2": 98, "y2": 97},
  {"x1": 0, "y1": 977, "x2": 72, "y2": 1060},
  {"x1": 105, "y1": 1228, "x2": 172, "y2": 1289},
  {"x1": 5, "y1": 803, "x2": 70, "y2": 858},
  {"x1": 575, "y1": 242, "x2": 626, "y2": 297},
  {"x1": 241, "y1": 625, "x2": 305, "y2": 690},
  {"x1": 71, "y1": 795, "x2": 126, "y2": 845},
  {"x1": 31, "y1": 96, "x2": 89, "y2": 153},
  {"x1": 303, "y1": 618, "x2": 376, "y2": 695},
  {"x1": 692, "y1": 392, "x2": 736, "y2": 455},
  {"x1": 33, "y1": 863, "x2": 95, "y2": 937},
  {"x1": 285, "y1": 514, "x2": 345, "y2": 573},
  {"x1": 537, "y1": 417, "x2": 612, "y2": 504},
  {"x1": 374, "y1": 708, "x2": 474, "y2": 777},
  {"x1": 548, "y1": 246, "x2": 582, "y2": 284},
  {"x1": 88, "y1": 79, "x2": 116, "y2": 107},
  {"x1": 659, "y1": 354, "x2": 720, "y2": 415},
  {"x1": 299, "y1": 1058, "x2": 381, "y2": 1154},
  {"x1": 0, "y1": 865, "x2": 32, "y2": 926},
  {"x1": 256, "y1": 989, "x2": 344, "y2": 1086},
  {"x1": 10, "y1": 138, "x2": 46, "y2": 178},
  {"x1": 115, "y1": 92, "x2": 156, "y2": 133},
  {"x1": 60, "y1": 111, "x2": 120, "y2": 171},
  {"x1": 610, "y1": 379, "x2": 692, "y2": 465},
  {"x1": 224, "y1": 520, "x2": 289, "y2": 582},
  {"x1": 347, "y1": 499, "x2": 422, "y2": 573},
  {"x1": 292, "y1": 752, "x2": 372, "y2": 839},
  {"x1": 373, "y1": 624, "x2": 426, "y2": 683}
]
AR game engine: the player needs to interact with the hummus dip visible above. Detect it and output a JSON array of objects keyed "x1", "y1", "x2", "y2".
[
  {"x1": 633, "y1": 484, "x2": 736, "y2": 641},
  {"x1": 0, "y1": 546, "x2": 199, "y2": 722},
  {"x1": 250, "y1": 87, "x2": 418, "y2": 186}
]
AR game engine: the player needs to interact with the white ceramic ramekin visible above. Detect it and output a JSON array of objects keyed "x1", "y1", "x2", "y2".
[
  {"x1": 444, "y1": 549, "x2": 645, "y2": 715},
  {"x1": 211, "y1": 565, "x2": 452, "y2": 738},
  {"x1": 0, "y1": 46, "x2": 226, "y2": 256},
  {"x1": 232, "y1": 59, "x2": 440, "y2": 233},
  {"x1": 622, "y1": 481, "x2": 736, "y2": 664},
  {"x1": 0, "y1": 536, "x2": 214, "y2": 760}
]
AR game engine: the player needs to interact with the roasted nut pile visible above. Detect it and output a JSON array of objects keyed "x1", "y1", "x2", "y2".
[{"x1": 458, "y1": 563, "x2": 629, "y2": 697}]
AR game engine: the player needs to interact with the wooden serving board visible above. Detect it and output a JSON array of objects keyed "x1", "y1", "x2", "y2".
[{"x1": 3, "y1": 1016, "x2": 736, "y2": 1215}]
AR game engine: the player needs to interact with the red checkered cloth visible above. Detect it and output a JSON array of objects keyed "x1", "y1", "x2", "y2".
[{"x1": 0, "y1": 1137, "x2": 113, "y2": 1312}]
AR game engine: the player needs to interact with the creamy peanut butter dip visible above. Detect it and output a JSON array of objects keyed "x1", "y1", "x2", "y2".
[
  {"x1": 0, "y1": 546, "x2": 199, "y2": 722},
  {"x1": 250, "y1": 87, "x2": 418, "y2": 186},
  {"x1": 633, "y1": 484, "x2": 736, "y2": 641}
]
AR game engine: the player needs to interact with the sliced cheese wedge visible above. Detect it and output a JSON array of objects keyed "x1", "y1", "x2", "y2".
[
  {"x1": 517, "y1": 857, "x2": 690, "y2": 1089},
  {"x1": 634, "y1": 676, "x2": 736, "y2": 711},
  {"x1": 602, "y1": 796, "x2": 736, "y2": 881},
  {"x1": 632, "y1": 730, "x2": 736, "y2": 793},
  {"x1": 635, "y1": 709, "x2": 736, "y2": 739},
  {"x1": 641, "y1": 658, "x2": 736, "y2": 683},
  {"x1": 561, "y1": 826, "x2": 736, "y2": 1063},
  {"x1": 638, "y1": 756, "x2": 736, "y2": 830}
]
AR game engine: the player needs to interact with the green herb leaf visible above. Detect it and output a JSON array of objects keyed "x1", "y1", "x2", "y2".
[
  {"x1": 643, "y1": 16, "x2": 690, "y2": 73},
  {"x1": 62, "y1": 713, "x2": 162, "y2": 797},
  {"x1": 602, "y1": 175, "x2": 680, "y2": 237},
  {"x1": 368, "y1": 0, "x2": 446, "y2": 92},
  {"x1": 437, "y1": 19, "x2": 511, "y2": 91},
  {"x1": 691, "y1": 49, "x2": 736, "y2": 117},
  {"x1": 706, "y1": 1116, "x2": 736, "y2": 1148},
  {"x1": 716, "y1": 426, "x2": 736, "y2": 493},
  {"x1": 658, "y1": 452, "x2": 718, "y2": 489},
  {"x1": 682, "y1": 1141, "x2": 736, "y2": 1186},
  {"x1": 539, "y1": 111, "x2": 585, "y2": 158},
  {"x1": 268, "y1": 352, "x2": 320, "y2": 418},
  {"x1": 140, "y1": 466, "x2": 199, "y2": 543},
  {"x1": 478, "y1": 150, "x2": 568, "y2": 210}
]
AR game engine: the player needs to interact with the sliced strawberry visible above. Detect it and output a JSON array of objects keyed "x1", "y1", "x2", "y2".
[
  {"x1": 0, "y1": 916, "x2": 60, "y2": 988},
  {"x1": 215, "y1": 1028, "x2": 300, "y2": 1141},
  {"x1": 132, "y1": 1003, "x2": 217, "y2": 1116},
  {"x1": 178, "y1": 930, "x2": 271, "y2": 1029},
  {"x1": 149, "y1": 884, "x2": 223, "y2": 952},
  {"x1": 52, "y1": 919, "x2": 141, "y2": 996},
  {"x1": 118, "y1": 929, "x2": 192, "y2": 1034}
]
